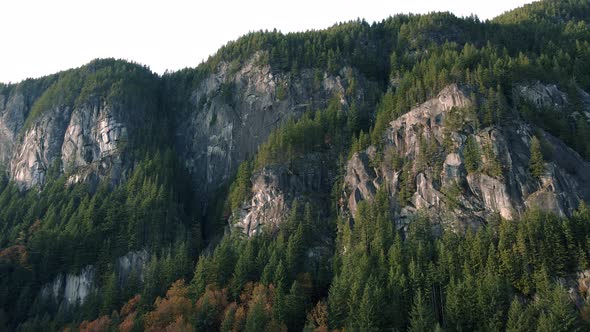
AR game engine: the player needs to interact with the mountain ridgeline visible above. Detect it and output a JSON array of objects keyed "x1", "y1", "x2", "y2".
[{"x1": 2, "y1": 0, "x2": 590, "y2": 330}]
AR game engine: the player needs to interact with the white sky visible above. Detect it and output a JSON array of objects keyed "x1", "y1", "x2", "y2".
[{"x1": 0, "y1": 0, "x2": 536, "y2": 84}]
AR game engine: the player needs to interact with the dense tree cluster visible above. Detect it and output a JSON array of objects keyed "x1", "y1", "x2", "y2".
[
  {"x1": 328, "y1": 190, "x2": 590, "y2": 331},
  {"x1": 0, "y1": 149, "x2": 197, "y2": 328}
]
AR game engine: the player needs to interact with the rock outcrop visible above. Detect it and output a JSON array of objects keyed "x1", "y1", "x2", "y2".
[
  {"x1": 8, "y1": 96, "x2": 154, "y2": 190},
  {"x1": 343, "y1": 84, "x2": 590, "y2": 230},
  {"x1": 233, "y1": 152, "x2": 337, "y2": 237},
  {"x1": 115, "y1": 249, "x2": 149, "y2": 285},
  {"x1": 513, "y1": 81, "x2": 568, "y2": 109},
  {"x1": 0, "y1": 88, "x2": 26, "y2": 169},
  {"x1": 40, "y1": 250, "x2": 149, "y2": 307},
  {"x1": 174, "y1": 52, "x2": 374, "y2": 209},
  {"x1": 41, "y1": 266, "x2": 96, "y2": 306}
]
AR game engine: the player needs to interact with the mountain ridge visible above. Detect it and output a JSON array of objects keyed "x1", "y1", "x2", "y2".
[{"x1": 3, "y1": 0, "x2": 590, "y2": 330}]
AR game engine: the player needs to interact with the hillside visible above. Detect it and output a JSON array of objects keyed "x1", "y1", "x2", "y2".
[{"x1": 2, "y1": 0, "x2": 590, "y2": 330}]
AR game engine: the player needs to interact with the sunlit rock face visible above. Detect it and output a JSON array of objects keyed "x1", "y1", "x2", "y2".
[
  {"x1": 8, "y1": 97, "x2": 153, "y2": 190},
  {"x1": 339, "y1": 84, "x2": 590, "y2": 231}
]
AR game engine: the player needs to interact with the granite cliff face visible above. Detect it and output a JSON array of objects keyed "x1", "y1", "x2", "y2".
[
  {"x1": 343, "y1": 84, "x2": 590, "y2": 231},
  {"x1": 233, "y1": 153, "x2": 337, "y2": 237},
  {"x1": 174, "y1": 52, "x2": 375, "y2": 208},
  {"x1": 3, "y1": 60, "x2": 590, "y2": 236},
  {"x1": 0, "y1": 69, "x2": 158, "y2": 190},
  {"x1": 229, "y1": 83, "x2": 590, "y2": 235},
  {"x1": 10, "y1": 95, "x2": 157, "y2": 190},
  {"x1": 0, "y1": 81, "x2": 53, "y2": 173},
  {"x1": 0, "y1": 89, "x2": 26, "y2": 169},
  {"x1": 40, "y1": 250, "x2": 149, "y2": 307}
]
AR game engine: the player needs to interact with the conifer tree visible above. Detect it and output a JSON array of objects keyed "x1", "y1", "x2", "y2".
[
  {"x1": 530, "y1": 136, "x2": 545, "y2": 179},
  {"x1": 463, "y1": 136, "x2": 481, "y2": 173},
  {"x1": 409, "y1": 289, "x2": 437, "y2": 332},
  {"x1": 506, "y1": 297, "x2": 534, "y2": 332}
]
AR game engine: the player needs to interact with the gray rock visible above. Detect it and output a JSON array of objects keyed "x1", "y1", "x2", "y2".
[
  {"x1": 513, "y1": 81, "x2": 568, "y2": 109},
  {"x1": 40, "y1": 265, "x2": 96, "y2": 306},
  {"x1": 232, "y1": 152, "x2": 337, "y2": 237},
  {"x1": 343, "y1": 84, "x2": 590, "y2": 231},
  {"x1": 175, "y1": 52, "x2": 374, "y2": 211},
  {"x1": 9, "y1": 96, "x2": 151, "y2": 189},
  {"x1": 40, "y1": 250, "x2": 149, "y2": 308}
]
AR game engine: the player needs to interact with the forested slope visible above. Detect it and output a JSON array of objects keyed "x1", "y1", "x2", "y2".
[{"x1": 2, "y1": 0, "x2": 590, "y2": 331}]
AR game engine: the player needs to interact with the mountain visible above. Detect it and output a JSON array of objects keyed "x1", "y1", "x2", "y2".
[{"x1": 2, "y1": 0, "x2": 590, "y2": 330}]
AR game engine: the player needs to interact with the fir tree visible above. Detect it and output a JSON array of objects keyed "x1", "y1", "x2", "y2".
[
  {"x1": 530, "y1": 136, "x2": 545, "y2": 179},
  {"x1": 408, "y1": 289, "x2": 437, "y2": 332}
]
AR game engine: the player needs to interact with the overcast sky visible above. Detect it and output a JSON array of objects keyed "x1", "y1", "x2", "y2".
[{"x1": 0, "y1": 0, "x2": 537, "y2": 83}]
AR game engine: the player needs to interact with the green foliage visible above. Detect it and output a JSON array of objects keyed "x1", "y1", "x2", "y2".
[
  {"x1": 416, "y1": 134, "x2": 441, "y2": 173},
  {"x1": 482, "y1": 141, "x2": 503, "y2": 178},
  {"x1": 398, "y1": 163, "x2": 415, "y2": 205},
  {"x1": 408, "y1": 289, "x2": 437, "y2": 332},
  {"x1": 227, "y1": 161, "x2": 252, "y2": 212},
  {"x1": 530, "y1": 136, "x2": 546, "y2": 178},
  {"x1": 7, "y1": 0, "x2": 590, "y2": 329},
  {"x1": 24, "y1": 59, "x2": 157, "y2": 130},
  {"x1": 444, "y1": 106, "x2": 479, "y2": 132},
  {"x1": 442, "y1": 181, "x2": 462, "y2": 210},
  {"x1": 536, "y1": 285, "x2": 582, "y2": 332},
  {"x1": 255, "y1": 101, "x2": 354, "y2": 168},
  {"x1": 0, "y1": 149, "x2": 197, "y2": 329},
  {"x1": 463, "y1": 136, "x2": 482, "y2": 173},
  {"x1": 276, "y1": 84, "x2": 287, "y2": 101},
  {"x1": 328, "y1": 192, "x2": 590, "y2": 331}
]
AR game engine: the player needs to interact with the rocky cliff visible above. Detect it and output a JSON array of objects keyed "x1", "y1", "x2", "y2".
[
  {"x1": 40, "y1": 250, "x2": 149, "y2": 307},
  {"x1": 0, "y1": 61, "x2": 160, "y2": 190},
  {"x1": 0, "y1": 80, "x2": 54, "y2": 173},
  {"x1": 173, "y1": 52, "x2": 376, "y2": 209},
  {"x1": 9, "y1": 99, "x2": 147, "y2": 190},
  {"x1": 0, "y1": 88, "x2": 26, "y2": 169},
  {"x1": 343, "y1": 84, "x2": 590, "y2": 231},
  {"x1": 233, "y1": 152, "x2": 337, "y2": 237},
  {"x1": 229, "y1": 83, "x2": 590, "y2": 235}
]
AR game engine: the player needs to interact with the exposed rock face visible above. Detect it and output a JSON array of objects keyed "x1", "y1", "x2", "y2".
[
  {"x1": 9, "y1": 98, "x2": 150, "y2": 190},
  {"x1": 11, "y1": 106, "x2": 72, "y2": 188},
  {"x1": 115, "y1": 249, "x2": 149, "y2": 285},
  {"x1": 0, "y1": 89, "x2": 27, "y2": 169},
  {"x1": 345, "y1": 149, "x2": 381, "y2": 215},
  {"x1": 175, "y1": 52, "x2": 373, "y2": 209},
  {"x1": 234, "y1": 167, "x2": 289, "y2": 237},
  {"x1": 233, "y1": 153, "x2": 337, "y2": 237},
  {"x1": 514, "y1": 81, "x2": 568, "y2": 109},
  {"x1": 343, "y1": 84, "x2": 590, "y2": 230},
  {"x1": 40, "y1": 250, "x2": 149, "y2": 307},
  {"x1": 41, "y1": 266, "x2": 96, "y2": 306}
]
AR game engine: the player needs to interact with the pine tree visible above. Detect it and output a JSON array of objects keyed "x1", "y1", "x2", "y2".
[
  {"x1": 286, "y1": 223, "x2": 305, "y2": 277},
  {"x1": 285, "y1": 281, "x2": 307, "y2": 331},
  {"x1": 529, "y1": 136, "x2": 545, "y2": 179},
  {"x1": 328, "y1": 275, "x2": 348, "y2": 330},
  {"x1": 357, "y1": 282, "x2": 378, "y2": 331},
  {"x1": 245, "y1": 299, "x2": 269, "y2": 332},
  {"x1": 101, "y1": 271, "x2": 119, "y2": 314},
  {"x1": 409, "y1": 289, "x2": 437, "y2": 332},
  {"x1": 190, "y1": 256, "x2": 210, "y2": 298},
  {"x1": 463, "y1": 136, "x2": 481, "y2": 173},
  {"x1": 506, "y1": 297, "x2": 534, "y2": 332},
  {"x1": 536, "y1": 285, "x2": 582, "y2": 332}
]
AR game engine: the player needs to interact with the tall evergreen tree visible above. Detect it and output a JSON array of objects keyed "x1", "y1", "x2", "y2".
[
  {"x1": 408, "y1": 289, "x2": 437, "y2": 332},
  {"x1": 529, "y1": 136, "x2": 545, "y2": 179}
]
